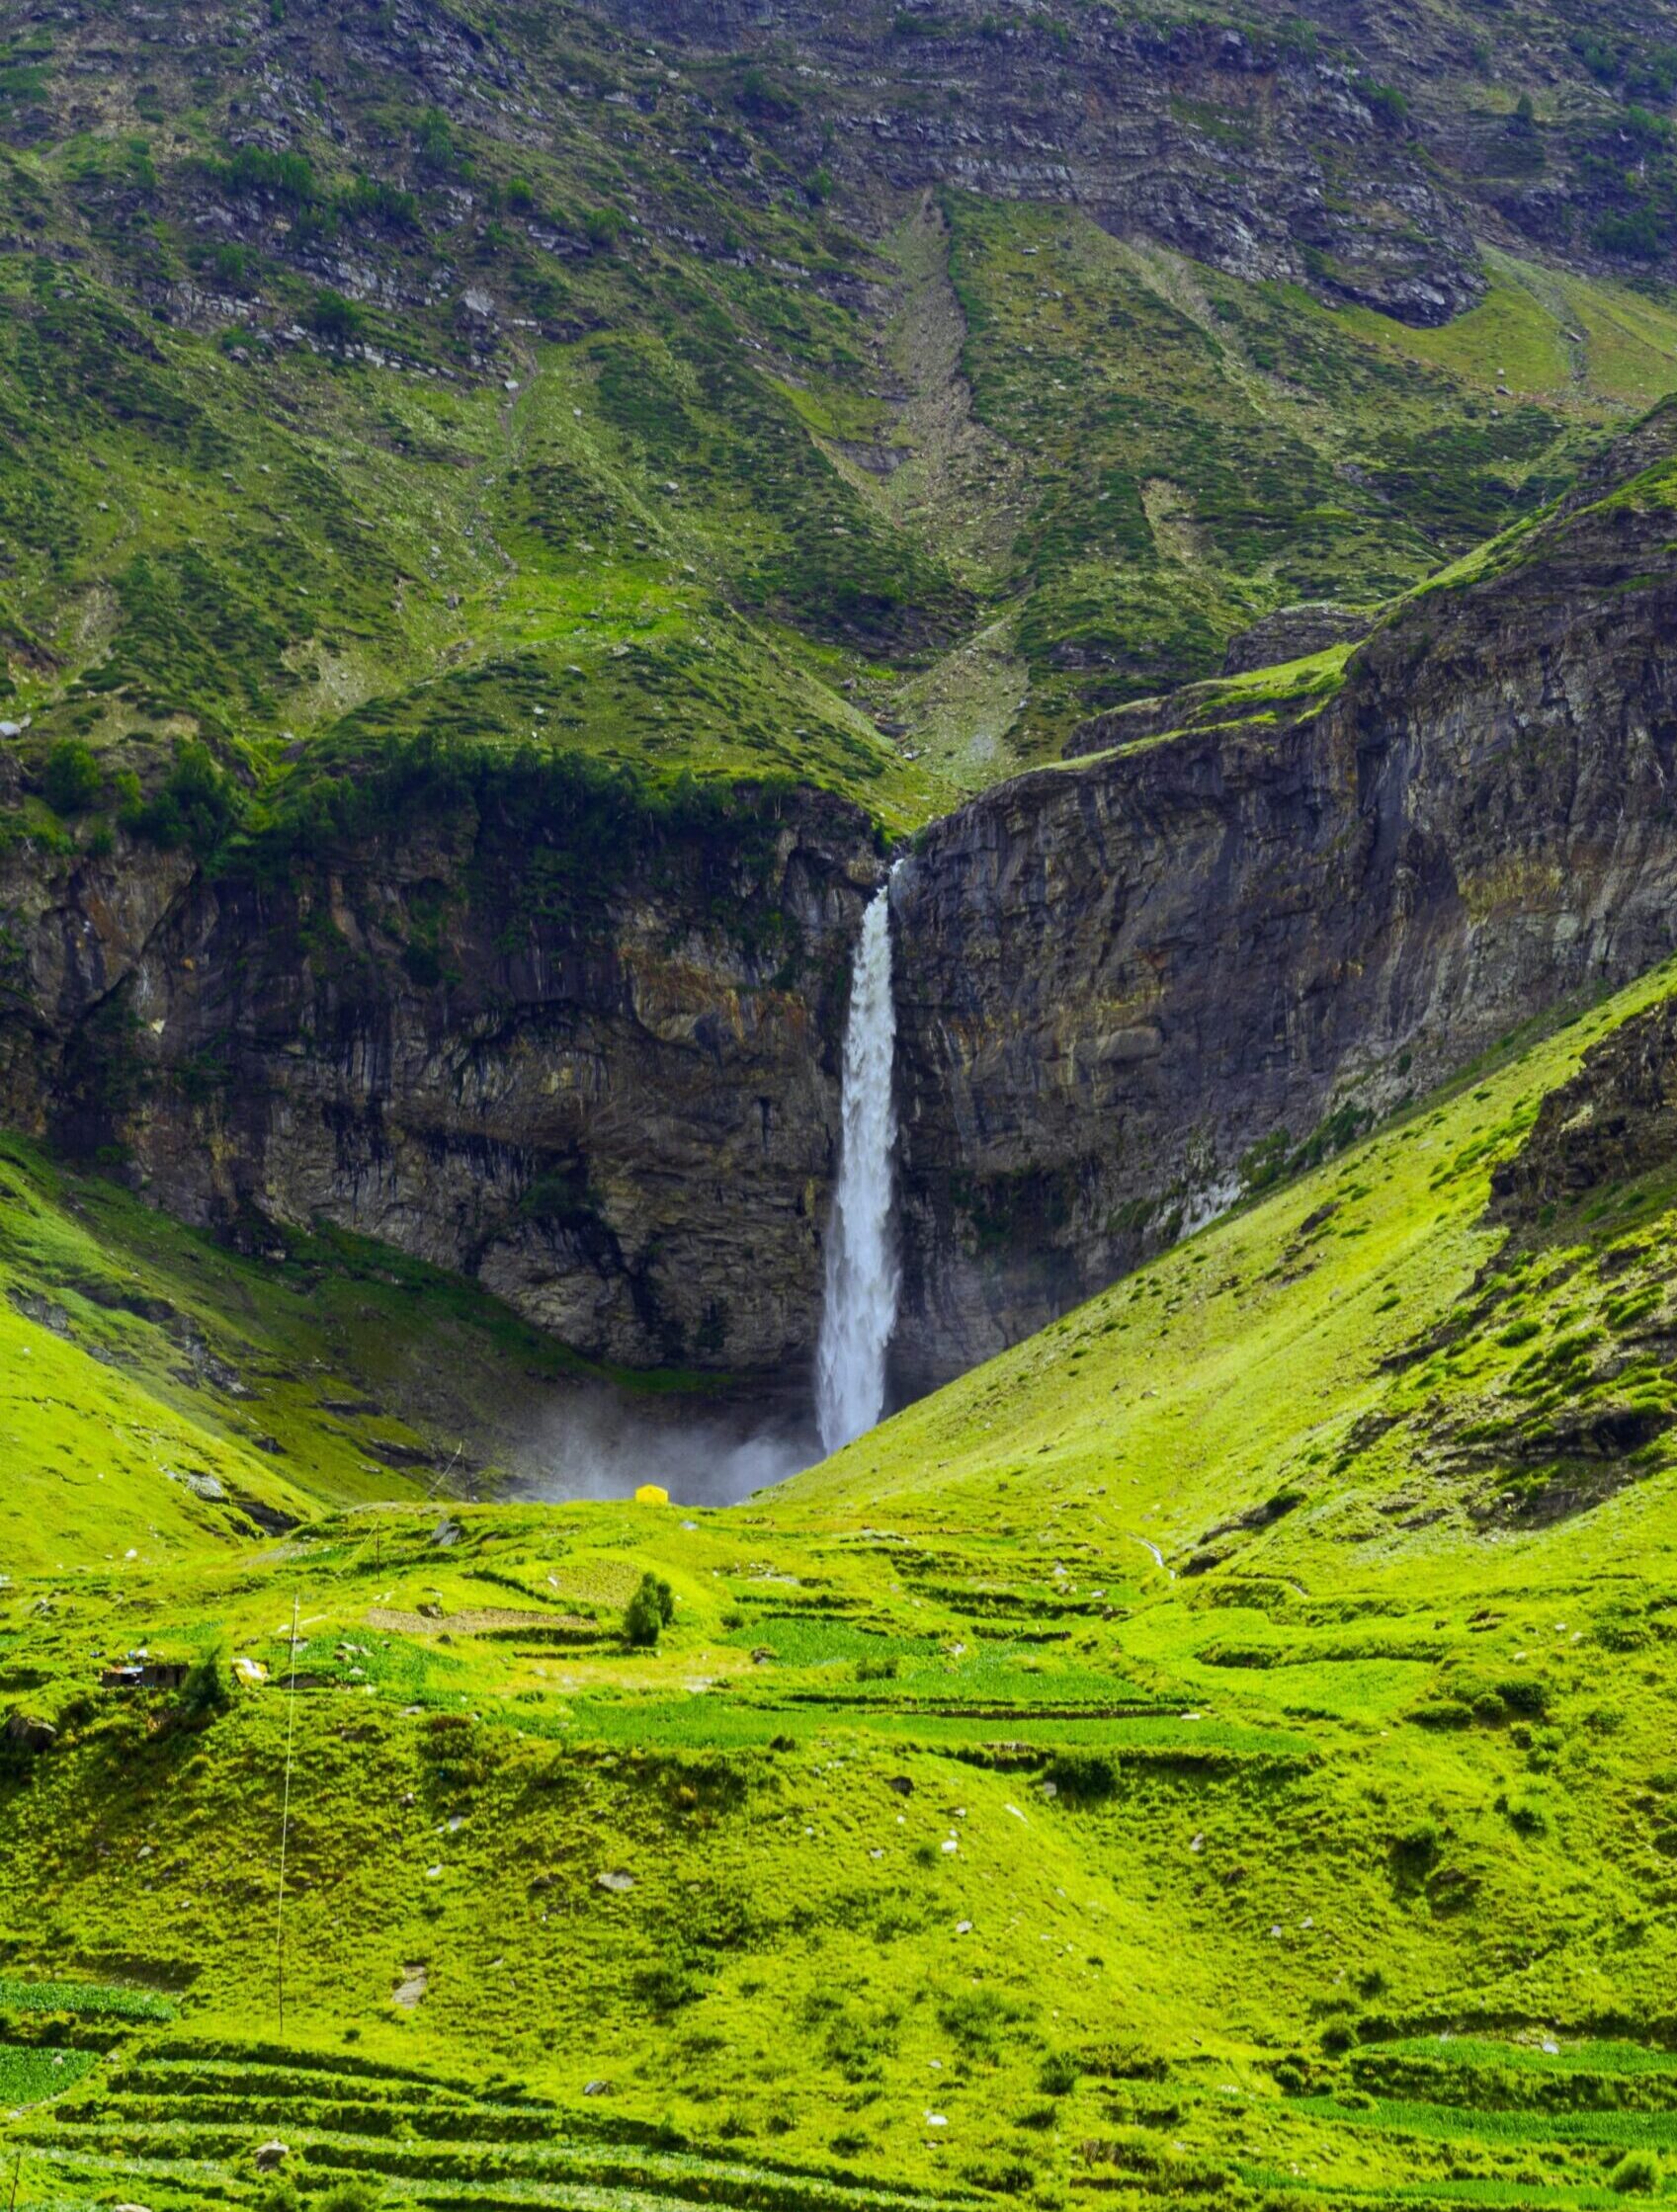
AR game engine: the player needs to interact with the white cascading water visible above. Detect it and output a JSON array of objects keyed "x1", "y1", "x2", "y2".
[{"x1": 815, "y1": 878, "x2": 900, "y2": 1454}]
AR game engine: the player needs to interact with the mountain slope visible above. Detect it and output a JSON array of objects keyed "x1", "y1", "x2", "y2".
[
  {"x1": 3, "y1": 0, "x2": 1677, "y2": 816},
  {"x1": 7, "y1": 951, "x2": 1677, "y2": 2206}
]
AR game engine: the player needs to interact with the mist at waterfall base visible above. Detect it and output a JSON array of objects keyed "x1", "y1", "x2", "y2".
[{"x1": 522, "y1": 1389, "x2": 821, "y2": 1510}]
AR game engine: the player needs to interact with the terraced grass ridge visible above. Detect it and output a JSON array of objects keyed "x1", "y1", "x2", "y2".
[{"x1": 5, "y1": 950, "x2": 1677, "y2": 2207}]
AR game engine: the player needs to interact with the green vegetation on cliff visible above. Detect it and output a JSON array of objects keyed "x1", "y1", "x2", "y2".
[{"x1": 4, "y1": 0, "x2": 1677, "y2": 830}]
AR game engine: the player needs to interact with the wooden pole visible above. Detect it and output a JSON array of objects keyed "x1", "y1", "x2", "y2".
[{"x1": 276, "y1": 1594, "x2": 299, "y2": 2032}]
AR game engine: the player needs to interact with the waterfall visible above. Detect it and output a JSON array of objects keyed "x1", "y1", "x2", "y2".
[{"x1": 815, "y1": 877, "x2": 900, "y2": 1454}]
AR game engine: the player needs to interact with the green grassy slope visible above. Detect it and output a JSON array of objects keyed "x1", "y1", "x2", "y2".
[
  {"x1": 0, "y1": 1131, "x2": 669, "y2": 1570},
  {"x1": 3, "y1": 2, "x2": 1677, "y2": 835},
  {"x1": 7, "y1": 962, "x2": 1677, "y2": 2205},
  {"x1": 935, "y1": 207, "x2": 1677, "y2": 756}
]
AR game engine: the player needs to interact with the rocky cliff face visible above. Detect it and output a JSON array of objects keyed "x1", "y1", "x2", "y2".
[
  {"x1": 1492, "y1": 994, "x2": 1677, "y2": 1223},
  {"x1": 8, "y1": 425, "x2": 1677, "y2": 1410},
  {"x1": 887, "y1": 463, "x2": 1677, "y2": 1393},
  {"x1": 0, "y1": 783, "x2": 881, "y2": 1380},
  {"x1": 596, "y1": 0, "x2": 1485, "y2": 324}
]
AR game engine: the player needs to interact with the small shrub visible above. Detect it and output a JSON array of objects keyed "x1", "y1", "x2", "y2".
[
  {"x1": 42, "y1": 739, "x2": 102, "y2": 815},
  {"x1": 310, "y1": 287, "x2": 366, "y2": 343},
  {"x1": 1410, "y1": 1696, "x2": 1473, "y2": 1729},
  {"x1": 736, "y1": 64, "x2": 799, "y2": 120},
  {"x1": 1610, "y1": 2150, "x2": 1660, "y2": 2194},
  {"x1": 219, "y1": 145, "x2": 316, "y2": 203},
  {"x1": 1039, "y1": 2048, "x2": 1081, "y2": 2094},
  {"x1": 340, "y1": 177, "x2": 418, "y2": 228},
  {"x1": 1495, "y1": 1675, "x2": 1548, "y2": 1718},
  {"x1": 416, "y1": 106, "x2": 457, "y2": 167},
  {"x1": 169, "y1": 1647, "x2": 233, "y2": 1734},
  {"x1": 624, "y1": 1573, "x2": 675, "y2": 1648},
  {"x1": 855, "y1": 1654, "x2": 898, "y2": 1682},
  {"x1": 583, "y1": 206, "x2": 624, "y2": 253},
  {"x1": 319, "y1": 2185, "x2": 383, "y2": 2212},
  {"x1": 937, "y1": 1985, "x2": 1029, "y2": 2060},
  {"x1": 633, "y1": 1958, "x2": 700, "y2": 2013},
  {"x1": 1390, "y1": 1822, "x2": 1440, "y2": 1876},
  {"x1": 1505, "y1": 1795, "x2": 1549, "y2": 1838},
  {"x1": 1355, "y1": 76, "x2": 1409, "y2": 126},
  {"x1": 124, "y1": 742, "x2": 241, "y2": 857},
  {"x1": 1045, "y1": 1750, "x2": 1118, "y2": 1804},
  {"x1": 1595, "y1": 206, "x2": 1662, "y2": 261}
]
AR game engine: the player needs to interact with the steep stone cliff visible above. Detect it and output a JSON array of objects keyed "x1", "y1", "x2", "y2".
[
  {"x1": 887, "y1": 429, "x2": 1677, "y2": 1393},
  {"x1": 1491, "y1": 993, "x2": 1677, "y2": 1223},
  {"x1": 0, "y1": 779, "x2": 882, "y2": 1379},
  {"x1": 596, "y1": 0, "x2": 1484, "y2": 325},
  {"x1": 9, "y1": 429, "x2": 1677, "y2": 1406}
]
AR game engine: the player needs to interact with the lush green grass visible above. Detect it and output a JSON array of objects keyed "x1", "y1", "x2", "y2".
[
  {"x1": 0, "y1": 1979, "x2": 173, "y2": 2022},
  {"x1": 0, "y1": 1129, "x2": 703, "y2": 1568},
  {"x1": 10, "y1": 962, "x2": 1677, "y2": 2201},
  {"x1": 0, "y1": 2046, "x2": 97, "y2": 2111}
]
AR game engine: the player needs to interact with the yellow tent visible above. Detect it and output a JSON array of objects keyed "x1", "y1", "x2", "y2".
[{"x1": 633, "y1": 1484, "x2": 670, "y2": 1506}]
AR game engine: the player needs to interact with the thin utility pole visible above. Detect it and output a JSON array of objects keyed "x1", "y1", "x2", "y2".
[{"x1": 276, "y1": 1595, "x2": 300, "y2": 2032}]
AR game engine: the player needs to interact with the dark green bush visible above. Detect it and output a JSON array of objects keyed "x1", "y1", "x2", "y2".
[
  {"x1": 124, "y1": 742, "x2": 242, "y2": 857},
  {"x1": 170, "y1": 1647, "x2": 233, "y2": 1734},
  {"x1": 310, "y1": 288, "x2": 366, "y2": 343},
  {"x1": 1389, "y1": 1822, "x2": 1440, "y2": 1876},
  {"x1": 340, "y1": 177, "x2": 418, "y2": 229},
  {"x1": 42, "y1": 738, "x2": 102, "y2": 814},
  {"x1": 736, "y1": 65, "x2": 799, "y2": 120},
  {"x1": 624, "y1": 1573, "x2": 675, "y2": 1649},
  {"x1": 1039, "y1": 2048, "x2": 1081, "y2": 2094},
  {"x1": 1355, "y1": 77, "x2": 1410, "y2": 126},
  {"x1": 217, "y1": 146, "x2": 316, "y2": 203},
  {"x1": 1045, "y1": 1749, "x2": 1118, "y2": 1803},
  {"x1": 1610, "y1": 2149, "x2": 1660, "y2": 2193},
  {"x1": 1595, "y1": 206, "x2": 1662, "y2": 261}
]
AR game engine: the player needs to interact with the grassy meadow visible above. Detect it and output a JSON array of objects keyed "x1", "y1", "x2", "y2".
[{"x1": 4, "y1": 950, "x2": 1677, "y2": 2207}]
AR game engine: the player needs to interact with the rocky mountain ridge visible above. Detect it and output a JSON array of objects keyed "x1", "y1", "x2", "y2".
[
  {"x1": 593, "y1": 0, "x2": 1677, "y2": 310},
  {"x1": 5, "y1": 408, "x2": 1677, "y2": 1399},
  {"x1": 0, "y1": 776, "x2": 882, "y2": 1378},
  {"x1": 4, "y1": 0, "x2": 1677, "y2": 1405}
]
